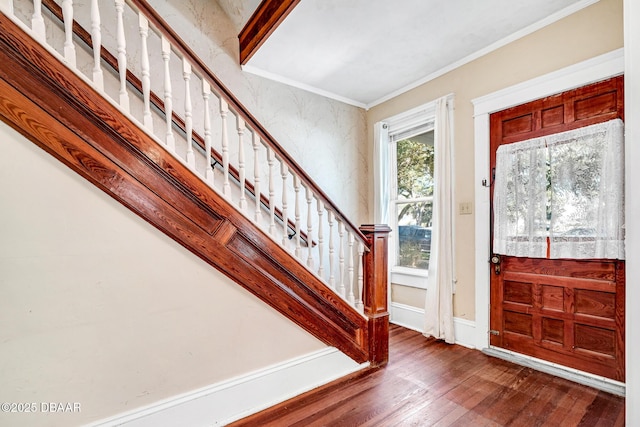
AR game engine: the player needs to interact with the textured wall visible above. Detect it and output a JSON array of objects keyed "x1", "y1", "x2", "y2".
[
  {"x1": 155, "y1": 0, "x2": 370, "y2": 224},
  {"x1": 216, "y1": 0, "x2": 262, "y2": 31},
  {"x1": 0, "y1": 121, "x2": 327, "y2": 426}
]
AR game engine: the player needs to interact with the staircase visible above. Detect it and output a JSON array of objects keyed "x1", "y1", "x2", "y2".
[{"x1": 0, "y1": 0, "x2": 389, "y2": 366}]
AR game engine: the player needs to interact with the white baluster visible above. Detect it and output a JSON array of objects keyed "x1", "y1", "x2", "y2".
[
  {"x1": 90, "y1": 0, "x2": 103, "y2": 91},
  {"x1": 347, "y1": 232, "x2": 355, "y2": 305},
  {"x1": 220, "y1": 99, "x2": 230, "y2": 197},
  {"x1": 183, "y1": 59, "x2": 194, "y2": 169},
  {"x1": 61, "y1": 0, "x2": 76, "y2": 67},
  {"x1": 268, "y1": 148, "x2": 276, "y2": 235},
  {"x1": 294, "y1": 175, "x2": 301, "y2": 258},
  {"x1": 139, "y1": 14, "x2": 153, "y2": 131},
  {"x1": 356, "y1": 241, "x2": 365, "y2": 312},
  {"x1": 317, "y1": 199, "x2": 324, "y2": 278},
  {"x1": 161, "y1": 37, "x2": 175, "y2": 151},
  {"x1": 338, "y1": 221, "x2": 345, "y2": 297},
  {"x1": 237, "y1": 117, "x2": 247, "y2": 210},
  {"x1": 328, "y1": 211, "x2": 335, "y2": 289},
  {"x1": 202, "y1": 81, "x2": 214, "y2": 184},
  {"x1": 114, "y1": 0, "x2": 129, "y2": 112},
  {"x1": 31, "y1": 0, "x2": 46, "y2": 42},
  {"x1": 252, "y1": 132, "x2": 262, "y2": 223},
  {"x1": 281, "y1": 162, "x2": 289, "y2": 247},
  {"x1": 306, "y1": 186, "x2": 314, "y2": 269}
]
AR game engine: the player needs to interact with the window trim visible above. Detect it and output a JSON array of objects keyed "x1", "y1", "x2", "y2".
[{"x1": 376, "y1": 100, "x2": 440, "y2": 290}]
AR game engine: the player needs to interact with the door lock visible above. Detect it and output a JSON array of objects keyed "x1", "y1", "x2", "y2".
[{"x1": 490, "y1": 254, "x2": 501, "y2": 275}]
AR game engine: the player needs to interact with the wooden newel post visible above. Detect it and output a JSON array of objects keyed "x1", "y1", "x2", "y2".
[{"x1": 360, "y1": 224, "x2": 391, "y2": 367}]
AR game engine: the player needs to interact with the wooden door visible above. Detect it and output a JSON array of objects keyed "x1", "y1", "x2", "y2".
[{"x1": 489, "y1": 76, "x2": 625, "y2": 382}]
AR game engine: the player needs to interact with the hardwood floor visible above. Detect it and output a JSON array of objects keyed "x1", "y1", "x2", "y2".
[{"x1": 229, "y1": 324, "x2": 625, "y2": 426}]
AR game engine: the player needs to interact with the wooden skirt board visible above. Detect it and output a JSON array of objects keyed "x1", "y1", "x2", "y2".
[{"x1": 489, "y1": 76, "x2": 625, "y2": 382}]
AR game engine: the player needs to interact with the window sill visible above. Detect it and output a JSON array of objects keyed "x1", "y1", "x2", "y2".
[{"x1": 391, "y1": 268, "x2": 428, "y2": 289}]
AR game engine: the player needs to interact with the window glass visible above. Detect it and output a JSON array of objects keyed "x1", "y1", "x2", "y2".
[
  {"x1": 549, "y1": 135, "x2": 603, "y2": 235},
  {"x1": 395, "y1": 130, "x2": 434, "y2": 270},
  {"x1": 397, "y1": 204, "x2": 432, "y2": 269},
  {"x1": 493, "y1": 119, "x2": 624, "y2": 260},
  {"x1": 396, "y1": 132, "x2": 434, "y2": 200}
]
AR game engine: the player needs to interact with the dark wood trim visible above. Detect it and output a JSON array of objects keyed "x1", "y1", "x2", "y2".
[
  {"x1": 360, "y1": 224, "x2": 391, "y2": 367},
  {"x1": 0, "y1": 12, "x2": 370, "y2": 363},
  {"x1": 238, "y1": 0, "x2": 301, "y2": 65},
  {"x1": 129, "y1": 0, "x2": 368, "y2": 245}
]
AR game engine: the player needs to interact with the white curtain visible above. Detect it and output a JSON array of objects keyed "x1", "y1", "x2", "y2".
[
  {"x1": 373, "y1": 122, "x2": 390, "y2": 225},
  {"x1": 493, "y1": 137, "x2": 549, "y2": 258},
  {"x1": 424, "y1": 96, "x2": 455, "y2": 344},
  {"x1": 549, "y1": 119, "x2": 625, "y2": 259},
  {"x1": 493, "y1": 118, "x2": 625, "y2": 260}
]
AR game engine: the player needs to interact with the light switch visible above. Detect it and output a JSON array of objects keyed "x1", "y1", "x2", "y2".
[{"x1": 459, "y1": 202, "x2": 472, "y2": 215}]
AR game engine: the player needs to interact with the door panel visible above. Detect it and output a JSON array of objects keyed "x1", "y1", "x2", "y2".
[
  {"x1": 494, "y1": 257, "x2": 624, "y2": 380},
  {"x1": 489, "y1": 76, "x2": 625, "y2": 382}
]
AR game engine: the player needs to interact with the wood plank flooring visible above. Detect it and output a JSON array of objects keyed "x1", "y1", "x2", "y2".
[{"x1": 229, "y1": 324, "x2": 625, "y2": 426}]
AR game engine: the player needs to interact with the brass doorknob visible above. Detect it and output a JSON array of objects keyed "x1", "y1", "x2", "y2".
[{"x1": 490, "y1": 254, "x2": 501, "y2": 275}]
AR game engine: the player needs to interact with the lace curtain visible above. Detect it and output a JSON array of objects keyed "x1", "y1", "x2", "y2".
[{"x1": 493, "y1": 118, "x2": 625, "y2": 260}]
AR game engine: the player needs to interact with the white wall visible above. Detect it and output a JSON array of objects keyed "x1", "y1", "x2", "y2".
[
  {"x1": 0, "y1": 122, "x2": 327, "y2": 426},
  {"x1": 624, "y1": 0, "x2": 639, "y2": 420}
]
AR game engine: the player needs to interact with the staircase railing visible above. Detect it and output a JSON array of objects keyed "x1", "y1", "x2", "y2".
[
  {"x1": 0, "y1": 0, "x2": 389, "y2": 366},
  {"x1": 2, "y1": 0, "x2": 371, "y2": 310}
]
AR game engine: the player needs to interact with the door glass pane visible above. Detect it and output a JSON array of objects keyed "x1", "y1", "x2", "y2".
[
  {"x1": 549, "y1": 135, "x2": 603, "y2": 236},
  {"x1": 396, "y1": 131, "x2": 434, "y2": 200},
  {"x1": 397, "y1": 201, "x2": 432, "y2": 269}
]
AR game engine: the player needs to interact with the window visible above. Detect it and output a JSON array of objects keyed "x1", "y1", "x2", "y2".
[
  {"x1": 493, "y1": 118, "x2": 625, "y2": 260},
  {"x1": 375, "y1": 100, "x2": 443, "y2": 288},
  {"x1": 395, "y1": 130, "x2": 434, "y2": 271}
]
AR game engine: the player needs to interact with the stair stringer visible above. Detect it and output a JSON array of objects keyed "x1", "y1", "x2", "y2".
[{"x1": 0, "y1": 12, "x2": 369, "y2": 363}]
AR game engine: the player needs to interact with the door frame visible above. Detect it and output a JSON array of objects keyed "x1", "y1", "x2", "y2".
[{"x1": 472, "y1": 49, "x2": 624, "y2": 369}]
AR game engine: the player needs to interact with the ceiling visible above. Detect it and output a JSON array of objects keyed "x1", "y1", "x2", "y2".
[{"x1": 220, "y1": 0, "x2": 596, "y2": 109}]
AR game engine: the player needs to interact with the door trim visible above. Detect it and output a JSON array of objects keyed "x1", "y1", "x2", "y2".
[
  {"x1": 624, "y1": 0, "x2": 640, "y2": 423},
  {"x1": 472, "y1": 48, "x2": 624, "y2": 353}
]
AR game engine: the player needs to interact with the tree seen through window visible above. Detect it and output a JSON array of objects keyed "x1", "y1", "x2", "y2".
[{"x1": 396, "y1": 130, "x2": 434, "y2": 269}]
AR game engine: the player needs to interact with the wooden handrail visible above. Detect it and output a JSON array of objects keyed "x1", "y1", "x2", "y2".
[
  {"x1": 0, "y1": 12, "x2": 371, "y2": 362},
  {"x1": 0, "y1": 3, "x2": 390, "y2": 367},
  {"x1": 40, "y1": 0, "x2": 310, "y2": 244},
  {"x1": 238, "y1": 0, "x2": 301, "y2": 65},
  {"x1": 130, "y1": 0, "x2": 369, "y2": 247}
]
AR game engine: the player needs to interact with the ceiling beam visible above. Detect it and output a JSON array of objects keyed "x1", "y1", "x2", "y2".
[{"x1": 238, "y1": 0, "x2": 300, "y2": 65}]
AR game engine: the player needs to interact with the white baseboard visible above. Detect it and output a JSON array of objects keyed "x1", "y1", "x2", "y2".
[
  {"x1": 88, "y1": 348, "x2": 367, "y2": 427},
  {"x1": 389, "y1": 302, "x2": 425, "y2": 332},
  {"x1": 451, "y1": 317, "x2": 477, "y2": 349},
  {"x1": 389, "y1": 302, "x2": 477, "y2": 349}
]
